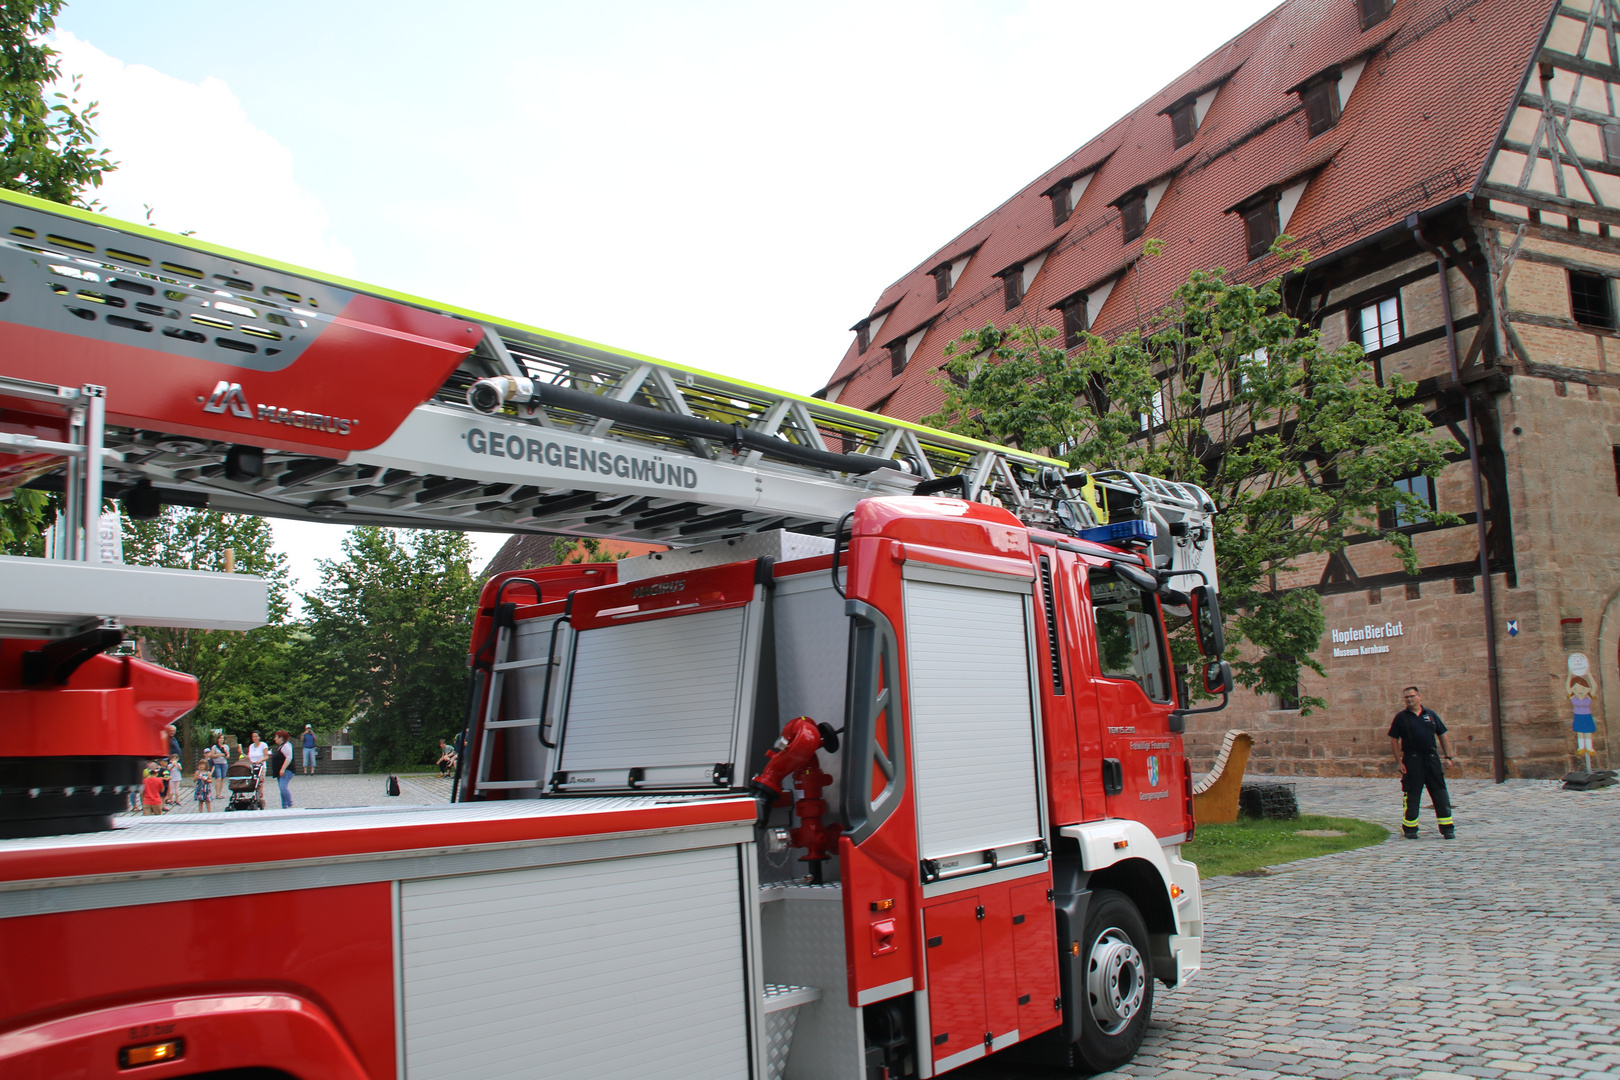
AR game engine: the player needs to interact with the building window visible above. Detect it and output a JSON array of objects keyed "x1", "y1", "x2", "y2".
[
  {"x1": 1382, "y1": 473, "x2": 1436, "y2": 529},
  {"x1": 1050, "y1": 182, "x2": 1072, "y2": 227},
  {"x1": 888, "y1": 341, "x2": 907, "y2": 378},
  {"x1": 854, "y1": 321, "x2": 869, "y2": 353},
  {"x1": 1359, "y1": 0, "x2": 1391, "y2": 31},
  {"x1": 1301, "y1": 75, "x2": 1341, "y2": 137},
  {"x1": 1278, "y1": 680, "x2": 1300, "y2": 710},
  {"x1": 1003, "y1": 268, "x2": 1024, "y2": 311},
  {"x1": 1613, "y1": 446, "x2": 1620, "y2": 495},
  {"x1": 1060, "y1": 295, "x2": 1088, "y2": 348},
  {"x1": 1170, "y1": 101, "x2": 1197, "y2": 148},
  {"x1": 1138, "y1": 386, "x2": 1166, "y2": 432},
  {"x1": 1118, "y1": 190, "x2": 1147, "y2": 242},
  {"x1": 1359, "y1": 296, "x2": 1401, "y2": 352},
  {"x1": 1243, "y1": 197, "x2": 1280, "y2": 260},
  {"x1": 1570, "y1": 270, "x2": 1616, "y2": 329},
  {"x1": 932, "y1": 264, "x2": 952, "y2": 303},
  {"x1": 1605, "y1": 124, "x2": 1620, "y2": 165}
]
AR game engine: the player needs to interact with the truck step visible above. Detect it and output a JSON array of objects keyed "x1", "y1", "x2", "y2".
[{"x1": 762, "y1": 984, "x2": 821, "y2": 1014}]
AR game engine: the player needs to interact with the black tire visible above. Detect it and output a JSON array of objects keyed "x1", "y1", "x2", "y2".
[{"x1": 1072, "y1": 888, "x2": 1153, "y2": 1074}]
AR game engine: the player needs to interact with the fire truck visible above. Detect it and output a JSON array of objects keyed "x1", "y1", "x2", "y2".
[{"x1": 0, "y1": 186, "x2": 1232, "y2": 1079}]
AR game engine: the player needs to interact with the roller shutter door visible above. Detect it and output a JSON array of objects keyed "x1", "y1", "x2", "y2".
[
  {"x1": 904, "y1": 578, "x2": 1043, "y2": 864},
  {"x1": 400, "y1": 845, "x2": 750, "y2": 1079}
]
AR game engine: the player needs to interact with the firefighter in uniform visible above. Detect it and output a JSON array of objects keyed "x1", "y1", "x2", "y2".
[{"x1": 1389, "y1": 685, "x2": 1456, "y2": 839}]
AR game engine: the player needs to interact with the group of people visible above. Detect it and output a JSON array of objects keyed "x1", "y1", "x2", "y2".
[{"x1": 135, "y1": 724, "x2": 321, "y2": 813}]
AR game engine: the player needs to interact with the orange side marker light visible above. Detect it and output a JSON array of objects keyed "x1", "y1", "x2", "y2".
[{"x1": 120, "y1": 1039, "x2": 184, "y2": 1069}]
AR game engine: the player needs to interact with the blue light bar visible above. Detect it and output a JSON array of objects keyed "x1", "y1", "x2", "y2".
[{"x1": 1077, "y1": 519, "x2": 1157, "y2": 547}]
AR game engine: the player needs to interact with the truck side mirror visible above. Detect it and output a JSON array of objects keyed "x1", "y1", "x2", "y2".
[
  {"x1": 1202, "y1": 659, "x2": 1234, "y2": 696},
  {"x1": 1191, "y1": 586, "x2": 1225, "y2": 658}
]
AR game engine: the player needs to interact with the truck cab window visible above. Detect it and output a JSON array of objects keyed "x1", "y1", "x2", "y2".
[{"x1": 1089, "y1": 566, "x2": 1170, "y2": 701}]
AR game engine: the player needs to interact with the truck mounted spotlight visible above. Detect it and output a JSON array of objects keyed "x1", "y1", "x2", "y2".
[{"x1": 467, "y1": 375, "x2": 535, "y2": 415}]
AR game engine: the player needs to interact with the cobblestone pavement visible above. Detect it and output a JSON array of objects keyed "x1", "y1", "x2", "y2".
[{"x1": 964, "y1": 775, "x2": 1620, "y2": 1080}]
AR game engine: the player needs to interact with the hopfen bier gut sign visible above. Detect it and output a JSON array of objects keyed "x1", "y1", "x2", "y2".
[{"x1": 1329, "y1": 621, "x2": 1406, "y2": 658}]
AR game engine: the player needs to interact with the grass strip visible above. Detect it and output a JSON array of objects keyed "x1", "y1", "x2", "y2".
[{"x1": 1183, "y1": 814, "x2": 1388, "y2": 878}]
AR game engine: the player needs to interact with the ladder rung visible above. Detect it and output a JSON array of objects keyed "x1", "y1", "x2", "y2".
[
  {"x1": 486, "y1": 717, "x2": 541, "y2": 729},
  {"x1": 473, "y1": 780, "x2": 542, "y2": 790},
  {"x1": 493, "y1": 656, "x2": 556, "y2": 672}
]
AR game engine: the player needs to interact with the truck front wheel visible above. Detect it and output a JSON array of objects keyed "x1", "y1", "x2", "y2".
[{"x1": 1073, "y1": 888, "x2": 1153, "y2": 1072}]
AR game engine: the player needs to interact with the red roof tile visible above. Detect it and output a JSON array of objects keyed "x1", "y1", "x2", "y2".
[{"x1": 822, "y1": 0, "x2": 1552, "y2": 425}]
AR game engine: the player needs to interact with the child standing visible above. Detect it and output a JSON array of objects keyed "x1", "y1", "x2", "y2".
[
  {"x1": 141, "y1": 768, "x2": 164, "y2": 815},
  {"x1": 166, "y1": 754, "x2": 185, "y2": 808},
  {"x1": 194, "y1": 762, "x2": 213, "y2": 812}
]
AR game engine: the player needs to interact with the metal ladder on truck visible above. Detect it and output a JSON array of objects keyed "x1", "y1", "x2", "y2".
[{"x1": 0, "y1": 185, "x2": 1101, "y2": 549}]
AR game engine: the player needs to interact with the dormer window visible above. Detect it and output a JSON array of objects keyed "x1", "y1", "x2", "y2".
[
  {"x1": 1002, "y1": 269, "x2": 1024, "y2": 310},
  {"x1": 927, "y1": 252, "x2": 974, "y2": 304},
  {"x1": 1059, "y1": 294, "x2": 1088, "y2": 348},
  {"x1": 888, "y1": 340, "x2": 907, "y2": 377},
  {"x1": 1358, "y1": 0, "x2": 1391, "y2": 31},
  {"x1": 885, "y1": 324, "x2": 932, "y2": 377},
  {"x1": 1169, "y1": 100, "x2": 1197, "y2": 148},
  {"x1": 1116, "y1": 189, "x2": 1148, "y2": 242},
  {"x1": 1300, "y1": 72, "x2": 1342, "y2": 136},
  {"x1": 851, "y1": 307, "x2": 892, "y2": 355},
  {"x1": 1238, "y1": 193, "x2": 1281, "y2": 260},
  {"x1": 1050, "y1": 182, "x2": 1072, "y2": 227},
  {"x1": 998, "y1": 251, "x2": 1049, "y2": 311}
]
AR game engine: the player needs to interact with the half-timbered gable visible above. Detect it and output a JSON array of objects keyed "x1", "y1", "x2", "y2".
[{"x1": 821, "y1": 0, "x2": 1613, "y2": 778}]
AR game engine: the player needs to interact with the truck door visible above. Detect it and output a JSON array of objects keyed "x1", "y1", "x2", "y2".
[{"x1": 1077, "y1": 563, "x2": 1182, "y2": 831}]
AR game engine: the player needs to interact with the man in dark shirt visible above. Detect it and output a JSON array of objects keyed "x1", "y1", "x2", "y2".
[{"x1": 1388, "y1": 685, "x2": 1456, "y2": 839}]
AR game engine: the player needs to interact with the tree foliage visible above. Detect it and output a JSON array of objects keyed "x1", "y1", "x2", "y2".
[
  {"x1": 0, "y1": 1, "x2": 117, "y2": 549},
  {"x1": 0, "y1": 1, "x2": 116, "y2": 206},
  {"x1": 122, "y1": 509, "x2": 297, "y2": 748},
  {"x1": 304, "y1": 528, "x2": 479, "y2": 769},
  {"x1": 926, "y1": 252, "x2": 1454, "y2": 710}
]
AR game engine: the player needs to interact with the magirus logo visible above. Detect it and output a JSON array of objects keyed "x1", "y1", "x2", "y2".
[
  {"x1": 203, "y1": 380, "x2": 252, "y2": 418},
  {"x1": 199, "y1": 380, "x2": 357, "y2": 435}
]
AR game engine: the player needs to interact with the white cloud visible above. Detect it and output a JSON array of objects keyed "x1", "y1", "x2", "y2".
[{"x1": 48, "y1": 31, "x2": 355, "y2": 277}]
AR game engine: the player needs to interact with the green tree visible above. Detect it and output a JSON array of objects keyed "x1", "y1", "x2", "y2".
[
  {"x1": 927, "y1": 251, "x2": 1453, "y2": 711},
  {"x1": 122, "y1": 509, "x2": 293, "y2": 751},
  {"x1": 0, "y1": 1, "x2": 115, "y2": 205},
  {"x1": 0, "y1": 1, "x2": 118, "y2": 550},
  {"x1": 304, "y1": 528, "x2": 479, "y2": 770},
  {"x1": 549, "y1": 536, "x2": 617, "y2": 564}
]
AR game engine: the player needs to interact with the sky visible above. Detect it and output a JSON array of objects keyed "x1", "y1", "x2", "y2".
[{"x1": 50, "y1": 0, "x2": 1282, "y2": 599}]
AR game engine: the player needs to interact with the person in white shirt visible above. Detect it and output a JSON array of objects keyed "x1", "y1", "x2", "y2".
[{"x1": 245, "y1": 732, "x2": 268, "y2": 766}]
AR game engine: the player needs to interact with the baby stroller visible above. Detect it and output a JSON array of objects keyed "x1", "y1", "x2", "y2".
[{"x1": 224, "y1": 760, "x2": 265, "y2": 811}]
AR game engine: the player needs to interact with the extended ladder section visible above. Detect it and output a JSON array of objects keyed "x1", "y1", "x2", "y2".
[{"x1": 0, "y1": 189, "x2": 1093, "y2": 546}]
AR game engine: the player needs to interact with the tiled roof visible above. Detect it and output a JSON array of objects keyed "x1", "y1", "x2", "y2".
[
  {"x1": 822, "y1": 0, "x2": 1551, "y2": 423},
  {"x1": 479, "y1": 535, "x2": 665, "y2": 579}
]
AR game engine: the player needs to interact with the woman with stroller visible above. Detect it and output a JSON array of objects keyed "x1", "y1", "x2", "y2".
[{"x1": 270, "y1": 730, "x2": 295, "y2": 808}]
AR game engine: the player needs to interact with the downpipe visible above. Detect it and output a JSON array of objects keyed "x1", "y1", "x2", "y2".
[{"x1": 1408, "y1": 217, "x2": 1507, "y2": 783}]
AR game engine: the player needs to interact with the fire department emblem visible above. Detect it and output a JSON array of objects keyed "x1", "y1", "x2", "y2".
[{"x1": 1146, "y1": 755, "x2": 1160, "y2": 787}]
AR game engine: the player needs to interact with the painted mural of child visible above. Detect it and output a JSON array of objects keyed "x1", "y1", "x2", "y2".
[{"x1": 1567, "y1": 653, "x2": 1596, "y2": 762}]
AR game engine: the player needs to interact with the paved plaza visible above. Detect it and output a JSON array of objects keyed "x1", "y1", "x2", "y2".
[
  {"x1": 129, "y1": 772, "x2": 1618, "y2": 1077},
  {"x1": 127, "y1": 770, "x2": 454, "y2": 815},
  {"x1": 968, "y1": 776, "x2": 1620, "y2": 1079}
]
